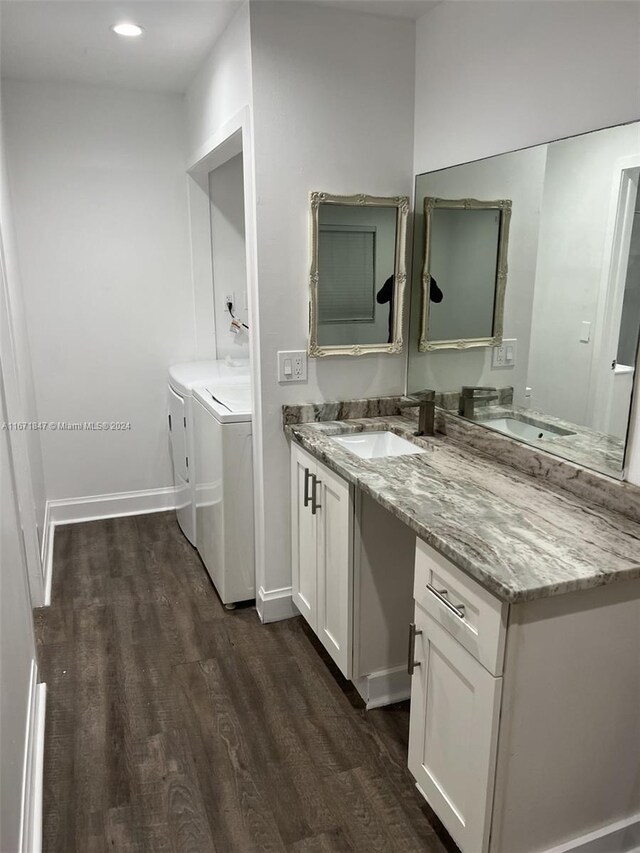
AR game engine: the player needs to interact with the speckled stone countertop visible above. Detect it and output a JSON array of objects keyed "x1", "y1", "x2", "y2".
[{"x1": 287, "y1": 416, "x2": 640, "y2": 604}]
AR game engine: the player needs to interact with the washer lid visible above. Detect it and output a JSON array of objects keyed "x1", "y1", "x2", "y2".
[
  {"x1": 210, "y1": 385, "x2": 252, "y2": 414},
  {"x1": 168, "y1": 359, "x2": 250, "y2": 396},
  {"x1": 194, "y1": 385, "x2": 252, "y2": 423}
]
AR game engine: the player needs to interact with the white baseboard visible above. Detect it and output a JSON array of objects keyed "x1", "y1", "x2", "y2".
[
  {"x1": 40, "y1": 503, "x2": 54, "y2": 607},
  {"x1": 257, "y1": 585, "x2": 298, "y2": 623},
  {"x1": 353, "y1": 665, "x2": 411, "y2": 709},
  {"x1": 46, "y1": 486, "x2": 177, "y2": 526},
  {"x1": 544, "y1": 813, "x2": 640, "y2": 853},
  {"x1": 20, "y1": 663, "x2": 46, "y2": 853}
]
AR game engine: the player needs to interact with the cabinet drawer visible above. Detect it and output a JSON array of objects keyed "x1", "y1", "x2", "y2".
[{"x1": 414, "y1": 538, "x2": 507, "y2": 676}]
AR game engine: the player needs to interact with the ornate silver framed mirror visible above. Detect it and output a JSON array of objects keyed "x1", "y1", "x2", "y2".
[
  {"x1": 309, "y1": 191, "x2": 409, "y2": 357},
  {"x1": 419, "y1": 196, "x2": 512, "y2": 352}
]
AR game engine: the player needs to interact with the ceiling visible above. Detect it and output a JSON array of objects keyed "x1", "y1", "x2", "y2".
[
  {"x1": 0, "y1": 1, "x2": 243, "y2": 93},
  {"x1": 0, "y1": 0, "x2": 440, "y2": 94}
]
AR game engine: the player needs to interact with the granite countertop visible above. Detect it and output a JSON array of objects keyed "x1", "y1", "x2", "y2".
[
  {"x1": 287, "y1": 415, "x2": 640, "y2": 604},
  {"x1": 471, "y1": 404, "x2": 625, "y2": 479}
]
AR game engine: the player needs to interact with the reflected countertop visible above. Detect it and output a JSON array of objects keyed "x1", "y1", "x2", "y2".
[
  {"x1": 469, "y1": 404, "x2": 625, "y2": 479},
  {"x1": 287, "y1": 415, "x2": 640, "y2": 604}
]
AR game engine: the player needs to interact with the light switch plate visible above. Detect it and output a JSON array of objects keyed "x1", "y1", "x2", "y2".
[
  {"x1": 492, "y1": 338, "x2": 517, "y2": 369},
  {"x1": 278, "y1": 350, "x2": 307, "y2": 383}
]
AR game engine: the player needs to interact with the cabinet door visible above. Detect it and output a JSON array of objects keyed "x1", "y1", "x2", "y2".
[
  {"x1": 291, "y1": 444, "x2": 317, "y2": 630},
  {"x1": 316, "y1": 460, "x2": 353, "y2": 678},
  {"x1": 408, "y1": 605, "x2": 501, "y2": 853}
]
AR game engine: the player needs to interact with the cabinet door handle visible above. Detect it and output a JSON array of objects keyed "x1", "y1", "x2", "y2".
[
  {"x1": 311, "y1": 474, "x2": 322, "y2": 515},
  {"x1": 407, "y1": 622, "x2": 422, "y2": 676},
  {"x1": 303, "y1": 468, "x2": 312, "y2": 507},
  {"x1": 426, "y1": 583, "x2": 466, "y2": 620}
]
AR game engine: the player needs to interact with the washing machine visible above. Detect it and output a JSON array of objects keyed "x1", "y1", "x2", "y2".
[
  {"x1": 192, "y1": 382, "x2": 255, "y2": 606},
  {"x1": 168, "y1": 359, "x2": 249, "y2": 545}
]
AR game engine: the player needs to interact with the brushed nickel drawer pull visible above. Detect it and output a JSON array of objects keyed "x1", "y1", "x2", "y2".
[
  {"x1": 311, "y1": 474, "x2": 322, "y2": 515},
  {"x1": 426, "y1": 583, "x2": 466, "y2": 620},
  {"x1": 303, "y1": 468, "x2": 312, "y2": 508},
  {"x1": 407, "y1": 622, "x2": 422, "y2": 675}
]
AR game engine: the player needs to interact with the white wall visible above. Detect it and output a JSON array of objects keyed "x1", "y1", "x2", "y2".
[
  {"x1": 184, "y1": 4, "x2": 252, "y2": 366},
  {"x1": 3, "y1": 80, "x2": 195, "y2": 503},
  {"x1": 185, "y1": 3, "x2": 252, "y2": 162},
  {"x1": 209, "y1": 152, "x2": 250, "y2": 358},
  {"x1": 0, "y1": 366, "x2": 37, "y2": 853},
  {"x1": 527, "y1": 124, "x2": 640, "y2": 426},
  {"x1": 0, "y1": 146, "x2": 45, "y2": 540},
  {"x1": 414, "y1": 1, "x2": 640, "y2": 175},
  {"x1": 249, "y1": 1, "x2": 415, "y2": 602},
  {"x1": 0, "y1": 83, "x2": 42, "y2": 853},
  {"x1": 0, "y1": 87, "x2": 46, "y2": 602}
]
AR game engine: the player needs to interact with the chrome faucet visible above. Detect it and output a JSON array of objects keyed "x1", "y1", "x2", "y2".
[
  {"x1": 459, "y1": 386, "x2": 499, "y2": 420},
  {"x1": 399, "y1": 389, "x2": 436, "y2": 437}
]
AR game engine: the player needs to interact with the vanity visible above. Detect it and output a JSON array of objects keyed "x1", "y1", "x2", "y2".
[
  {"x1": 285, "y1": 403, "x2": 640, "y2": 853},
  {"x1": 293, "y1": 120, "x2": 640, "y2": 852}
]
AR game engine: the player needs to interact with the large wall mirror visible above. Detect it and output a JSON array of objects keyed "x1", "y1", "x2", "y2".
[
  {"x1": 309, "y1": 192, "x2": 409, "y2": 357},
  {"x1": 420, "y1": 197, "x2": 511, "y2": 350},
  {"x1": 408, "y1": 121, "x2": 640, "y2": 479}
]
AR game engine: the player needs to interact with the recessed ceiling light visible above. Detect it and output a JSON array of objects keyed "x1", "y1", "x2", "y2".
[{"x1": 111, "y1": 23, "x2": 143, "y2": 37}]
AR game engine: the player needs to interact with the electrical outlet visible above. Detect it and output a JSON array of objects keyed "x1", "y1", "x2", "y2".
[
  {"x1": 492, "y1": 338, "x2": 517, "y2": 369},
  {"x1": 278, "y1": 350, "x2": 308, "y2": 383},
  {"x1": 225, "y1": 293, "x2": 235, "y2": 313}
]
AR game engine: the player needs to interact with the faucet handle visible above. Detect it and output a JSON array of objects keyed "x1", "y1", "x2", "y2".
[{"x1": 399, "y1": 389, "x2": 436, "y2": 409}]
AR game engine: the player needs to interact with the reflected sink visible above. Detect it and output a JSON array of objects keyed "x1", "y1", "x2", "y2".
[
  {"x1": 330, "y1": 431, "x2": 426, "y2": 460},
  {"x1": 478, "y1": 417, "x2": 574, "y2": 441}
]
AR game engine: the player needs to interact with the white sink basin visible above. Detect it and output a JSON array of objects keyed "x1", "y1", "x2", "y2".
[
  {"x1": 480, "y1": 417, "x2": 571, "y2": 441},
  {"x1": 330, "y1": 431, "x2": 426, "y2": 460}
]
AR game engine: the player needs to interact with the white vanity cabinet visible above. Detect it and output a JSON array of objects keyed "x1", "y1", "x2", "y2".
[
  {"x1": 408, "y1": 608, "x2": 502, "y2": 853},
  {"x1": 408, "y1": 541, "x2": 506, "y2": 853},
  {"x1": 408, "y1": 538, "x2": 640, "y2": 853},
  {"x1": 291, "y1": 440, "x2": 640, "y2": 852},
  {"x1": 291, "y1": 443, "x2": 415, "y2": 693},
  {"x1": 291, "y1": 443, "x2": 354, "y2": 677}
]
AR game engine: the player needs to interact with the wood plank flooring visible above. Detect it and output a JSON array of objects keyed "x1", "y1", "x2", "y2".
[{"x1": 34, "y1": 512, "x2": 457, "y2": 853}]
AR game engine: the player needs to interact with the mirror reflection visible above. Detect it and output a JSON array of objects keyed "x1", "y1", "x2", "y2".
[
  {"x1": 409, "y1": 121, "x2": 640, "y2": 478},
  {"x1": 421, "y1": 199, "x2": 510, "y2": 348},
  {"x1": 309, "y1": 193, "x2": 408, "y2": 357}
]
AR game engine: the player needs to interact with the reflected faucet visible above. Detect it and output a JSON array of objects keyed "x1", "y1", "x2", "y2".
[
  {"x1": 459, "y1": 386, "x2": 499, "y2": 420},
  {"x1": 399, "y1": 389, "x2": 436, "y2": 437}
]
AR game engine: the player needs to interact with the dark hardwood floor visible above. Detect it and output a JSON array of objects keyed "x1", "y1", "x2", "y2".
[{"x1": 34, "y1": 512, "x2": 455, "y2": 853}]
